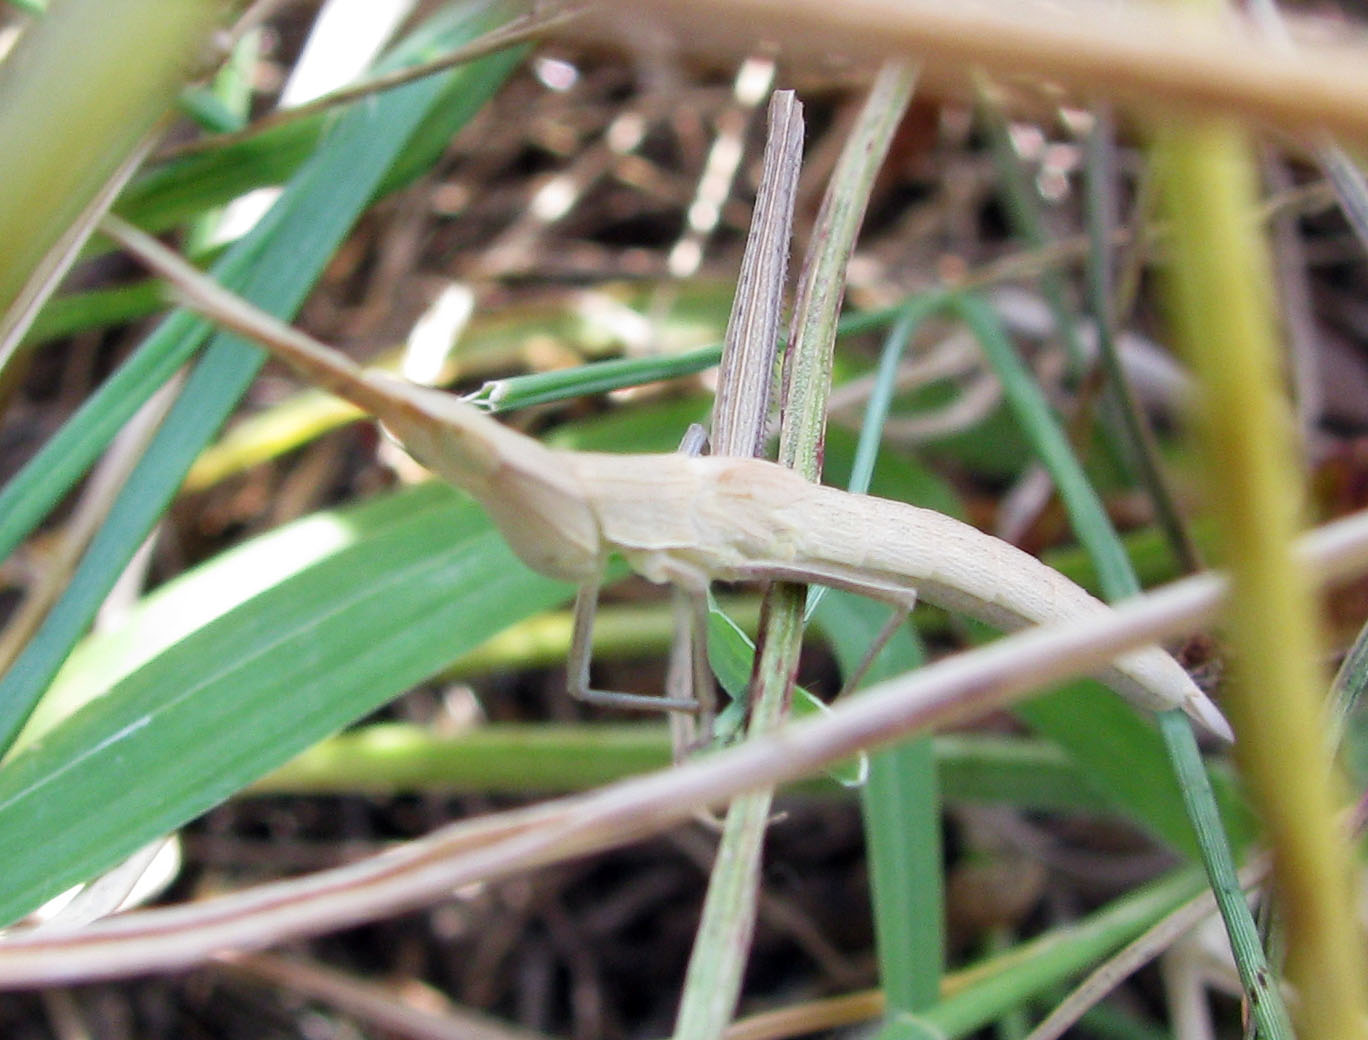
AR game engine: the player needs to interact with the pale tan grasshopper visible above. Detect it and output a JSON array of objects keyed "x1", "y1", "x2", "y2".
[{"x1": 104, "y1": 214, "x2": 1232, "y2": 742}]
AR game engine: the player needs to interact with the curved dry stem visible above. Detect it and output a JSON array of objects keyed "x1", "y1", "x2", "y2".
[
  {"x1": 585, "y1": 0, "x2": 1368, "y2": 141},
  {"x1": 1, "y1": 508, "x2": 1367, "y2": 988}
]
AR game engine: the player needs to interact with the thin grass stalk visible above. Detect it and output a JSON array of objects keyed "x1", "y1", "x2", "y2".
[
  {"x1": 474, "y1": 303, "x2": 906, "y2": 411},
  {"x1": 220, "y1": 950, "x2": 541, "y2": 1040},
  {"x1": 883, "y1": 870, "x2": 1209, "y2": 1038},
  {"x1": 1150, "y1": 14, "x2": 1368, "y2": 1036},
  {"x1": 725, "y1": 867, "x2": 1224, "y2": 1040},
  {"x1": 1079, "y1": 98, "x2": 1287, "y2": 1032},
  {"x1": 1155, "y1": 710, "x2": 1292, "y2": 1037},
  {"x1": 1023, "y1": 857, "x2": 1269, "y2": 1040},
  {"x1": 674, "y1": 63, "x2": 918, "y2": 1039},
  {"x1": 789, "y1": 68, "x2": 936, "y2": 1028},
  {"x1": 672, "y1": 91, "x2": 806, "y2": 1039},
  {"x1": 951, "y1": 295, "x2": 1137, "y2": 600},
  {"x1": 974, "y1": 84, "x2": 1090, "y2": 380}
]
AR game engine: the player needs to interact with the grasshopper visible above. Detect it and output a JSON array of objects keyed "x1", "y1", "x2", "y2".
[{"x1": 106, "y1": 215, "x2": 1233, "y2": 742}]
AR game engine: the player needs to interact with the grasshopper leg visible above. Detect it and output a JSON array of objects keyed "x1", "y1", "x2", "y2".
[
  {"x1": 567, "y1": 583, "x2": 700, "y2": 714},
  {"x1": 831, "y1": 604, "x2": 913, "y2": 700},
  {"x1": 566, "y1": 425, "x2": 721, "y2": 734}
]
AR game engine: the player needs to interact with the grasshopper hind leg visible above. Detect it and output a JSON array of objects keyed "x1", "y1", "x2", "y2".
[{"x1": 564, "y1": 424, "x2": 722, "y2": 754}]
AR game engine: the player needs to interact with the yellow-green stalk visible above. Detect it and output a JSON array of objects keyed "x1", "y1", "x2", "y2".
[{"x1": 1150, "y1": 55, "x2": 1368, "y2": 1040}]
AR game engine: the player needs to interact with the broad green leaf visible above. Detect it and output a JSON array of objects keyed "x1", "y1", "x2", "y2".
[
  {"x1": 0, "y1": 485, "x2": 572, "y2": 926},
  {"x1": 15, "y1": 483, "x2": 457, "y2": 748},
  {"x1": 1016, "y1": 684, "x2": 1254, "y2": 856}
]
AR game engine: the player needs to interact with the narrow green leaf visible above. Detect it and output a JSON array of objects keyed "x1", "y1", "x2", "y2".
[
  {"x1": 475, "y1": 303, "x2": 906, "y2": 412},
  {"x1": 951, "y1": 291, "x2": 1137, "y2": 600},
  {"x1": 819, "y1": 590, "x2": 941, "y2": 1013},
  {"x1": 256, "y1": 723, "x2": 1122, "y2": 814},
  {"x1": 705, "y1": 600, "x2": 865, "y2": 786},
  {"x1": 951, "y1": 290, "x2": 1270, "y2": 1030},
  {"x1": 820, "y1": 301, "x2": 945, "y2": 1016},
  {"x1": 880, "y1": 870, "x2": 1206, "y2": 1039},
  {"x1": 22, "y1": 279, "x2": 168, "y2": 346}
]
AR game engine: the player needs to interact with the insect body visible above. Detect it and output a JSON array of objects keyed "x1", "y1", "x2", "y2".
[
  {"x1": 109, "y1": 216, "x2": 1234, "y2": 742},
  {"x1": 388, "y1": 382, "x2": 1234, "y2": 740}
]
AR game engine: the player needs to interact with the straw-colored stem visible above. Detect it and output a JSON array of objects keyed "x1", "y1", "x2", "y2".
[
  {"x1": 675, "y1": 64, "x2": 919, "y2": 1039},
  {"x1": 673, "y1": 93, "x2": 807, "y2": 1040},
  {"x1": 1151, "y1": 111, "x2": 1368, "y2": 1040}
]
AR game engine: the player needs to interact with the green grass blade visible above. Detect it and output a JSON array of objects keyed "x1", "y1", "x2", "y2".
[
  {"x1": 1081, "y1": 108, "x2": 1202, "y2": 576},
  {"x1": 820, "y1": 297, "x2": 948, "y2": 1015},
  {"x1": 474, "y1": 303, "x2": 905, "y2": 411},
  {"x1": 115, "y1": 10, "x2": 532, "y2": 240},
  {"x1": 22, "y1": 279, "x2": 168, "y2": 346},
  {"x1": 0, "y1": 489, "x2": 571, "y2": 926},
  {"x1": 117, "y1": 120, "x2": 324, "y2": 236},
  {"x1": 846, "y1": 297, "x2": 947, "y2": 494},
  {"x1": 14, "y1": 483, "x2": 454, "y2": 744},
  {"x1": 879, "y1": 870, "x2": 1207, "y2": 1039},
  {"x1": 820, "y1": 590, "x2": 940, "y2": 1012},
  {"x1": 975, "y1": 86, "x2": 1090, "y2": 379},
  {"x1": 0, "y1": 305, "x2": 210, "y2": 566},
  {"x1": 0, "y1": 3, "x2": 527, "y2": 569},
  {"x1": 951, "y1": 291, "x2": 1246, "y2": 844},
  {"x1": 951, "y1": 290, "x2": 1281, "y2": 1031},
  {"x1": 256, "y1": 724, "x2": 1125, "y2": 815},
  {"x1": 951, "y1": 291, "x2": 1137, "y2": 600}
]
